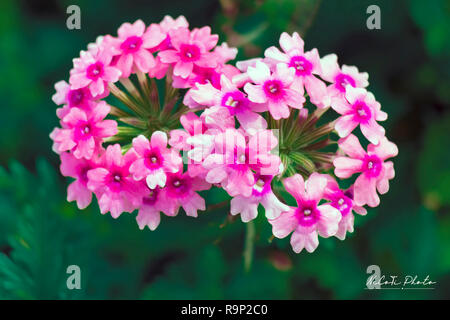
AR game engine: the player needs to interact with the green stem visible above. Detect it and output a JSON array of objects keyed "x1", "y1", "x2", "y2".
[{"x1": 244, "y1": 221, "x2": 255, "y2": 273}]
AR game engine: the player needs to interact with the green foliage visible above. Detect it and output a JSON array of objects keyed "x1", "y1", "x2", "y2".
[{"x1": 0, "y1": 160, "x2": 88, "y2": 299}]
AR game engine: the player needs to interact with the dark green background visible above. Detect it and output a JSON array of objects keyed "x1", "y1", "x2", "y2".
[{"x1": 0, "y1": 0, "x2": 449, "y2": 299}]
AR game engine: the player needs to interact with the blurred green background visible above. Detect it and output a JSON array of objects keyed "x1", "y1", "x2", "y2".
[{"x1": 0, "y1": 0, "x2": 449, "y2": 299}]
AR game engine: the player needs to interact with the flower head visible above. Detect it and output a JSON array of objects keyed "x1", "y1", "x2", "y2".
[{"x1": 333, "y1": 134, "x2": 398, "y2": 207}]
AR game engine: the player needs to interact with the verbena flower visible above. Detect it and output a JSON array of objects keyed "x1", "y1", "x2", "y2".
[
  {"x1": 51, "y1": 17, "x2": 398, "y2": 255},
  {"x1": 333, "y1": 134, "x2": 398, "y2": 207},
  {"x1": 331, "y1": 86, "x2": 387, "y2": 144},
  {"x1": 244, "y1": 61, "x2": 305, "y2": 120},
  {"x1": 264, "y1": 32, "x2": 329, "y2": 107},
  {"x1": 129, "y1": 132, "x2": 182, "y2": 189},
  {"x1": 269, "y1": 173, "x2": 341, "y2": 253}
]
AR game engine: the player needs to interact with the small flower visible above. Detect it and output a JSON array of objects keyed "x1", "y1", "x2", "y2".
[
  {"x1": 111, "y1": 20, "x2": 165, "y2": 78},
  {"x1": 87, "y1": 144, "x2": 146, "y2": 218},
  {"x1": 70, "y1": 47, "x2": 122, "y2": 97},
  {"x1": 60, "y1": 152, "x2": 97, "y2": 209},
  {"x1": 190, "y1": 75, "x2": 267, "y2": 134},
  {"x1": 52, "y1": 80, "x2": 93, "y2": 109},
  {"x1": 158, "y1": 27, "x2": 218, "y2": 79},
  {"x1": 156, "y1": 15, "x2": 189, "y2": 51},
  {"x1": 159, "y1": 170, "x2": 210, "y2": 217},
  {"x1": 320, "y1": 53, "x2": 369, "y2": 99},
  {"x1": 230, "y1": 174, "x2": 288, "y2": 222},
  {"x1": 333, "y1": 134, "x2": 398, "y2": 207},
  {"x1": 129, "y1": 132, "x2": 182, "y2": 189},
  {"x1": 331, "y1": 86, "x2": 387, "y2": 144},
  {"x1": 50, "y1": 101, "x2": 118, "y2": 159},
  {"x1": 203, "y1": 129, "x2": 281, "y2": 197},
  {"x1": 265, "y1": 32, "x2": 329, "y2": 107},
  {"x1": 244, "y1": 61, "x2": 305, "y2": 120},
  {"x1": 52, "y1": 80, "x2": 94, "y2": 119},
  {"x1": 269, "y1": 173, "x2": 341, "y2": 253},
  {"x1": 322, "y1": 176, "x2": 366, "y2": 240}
]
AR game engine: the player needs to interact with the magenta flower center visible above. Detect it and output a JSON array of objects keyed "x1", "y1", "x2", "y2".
[
  {"x1": 296, "y1": 201, "x2": 319, "y2": 227},
  {"x1": 221, "y1": 91, "x2": 249, "y2": 114},
  {"x1": 353, "y1": 100, "x2": 371, "y2": 123},
  {"x1": 289, "y1": 56, "x2": 313, "y2": 76},
  {"x1": 144, "y1": 149, "x2": 162, "y2": 169},
  {"x1": 86, "y1": 62, "x2": 104, "y2": 80},
  {"x1": 263, "y1": 80, "x2": 284, "y2": 100},
  {"x1": 143, "y1": 189, "x2": 159, "y2": 205},
  {"x1": 335, "y1": 73, "x2": 356, "y2": 92},
  {"x1": 68, "y1": 89, "x2": 86, "y2": 107},
  {"x1": 179, "y1": 44, "x2": 201, "y2": 62},
  {"x1": 121, "y1": 36, "x2": 143, "y2": 53},
  {"x1": 74, "y1": 122, "x2": 93, "y2": 140},
  {"x1": 252, "y1": 175, "x2": 272, "y2": 197},
  {"x1": 363, "y1": 155, "x2": 382, "y2": 177},
  {"x1": 167, "y1": 175, "x2": 190, "y2": 197}
]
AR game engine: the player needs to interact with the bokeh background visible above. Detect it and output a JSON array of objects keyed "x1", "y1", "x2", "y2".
[{"x1": 0, "y1": 0, "x2": 449, "y2": 299}]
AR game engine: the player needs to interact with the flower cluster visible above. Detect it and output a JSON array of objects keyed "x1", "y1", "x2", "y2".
[{"x1": 51, "y1": 17, "x2": 398, "y2": 254}]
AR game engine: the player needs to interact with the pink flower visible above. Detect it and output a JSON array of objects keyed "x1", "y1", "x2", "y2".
[
  {"x1": 175, "y1": 63, "x2": 240, "y2": 90},
  {"x1": 169, "y1": 110, "x2": 234, "y2": 165},
  {"x1": 320, "y1": 53, "x2": 369, "y2": 99},
  {"x1": 111, "y1": 20, "x2": 165, "y2": 78},
  {"x1": 136, "y1": 187, "x2": 176, "y2": 231},
  {"x1": 52, "y1": 80, "x2": 94, "y2": 119},
  {"x1": 129, "y1": 132, "x2": 182, "y2": 189},
  {"x1": 60, "y1": 152, "x2": 98, "y2": 209},
  {"x1": 333, "y1": 134, "x2": 398, "y2": 207},
  {"x1": 203, "y1": 129, "x2": 281, "y2": 197},
  {"x1": 158, "y1": 27, "x2": 218, "y2": 79},
  {"x1": 50, "y1": 101, "x2": 118, "y2": 159},
  {"x1": 322, "y1": 176, "x2": 366, "y2": 240},
  {"x1": 159, "y1": 170, "x2": 210, "y2": 217},
  {"x1": 52, "y1": 80, "x2": 93, "y2": 108},
  {"x1": 69, "y1": 47, "x2": 122, "y2": 97},
  {"x1": 189, "y1": 75, "x2": 267, "y2": 134},
  {"x1": 269, "y1": 173, "x2": 341, "y2": 253},
  {"x1": 231, "y1": 174, "x2": 288, "y2": 222},
  {"x1": 331, "y1": 86, "x2": 387, "y2": 144},
  {"x1": 244, "y1": 61, "x2": 305, "y2": 120},
  {"x1": 87, "y1": 144, "x2": 146, "y2": 218},
  {"x1": 264, "y1": 32, "x2": 329, "y2": 107}
]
